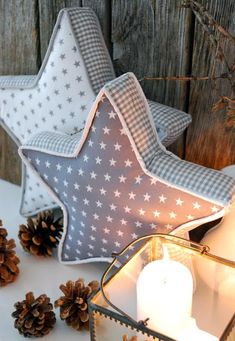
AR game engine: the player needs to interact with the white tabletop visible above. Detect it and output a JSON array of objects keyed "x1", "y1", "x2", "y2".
[{"x1": 0, "y1": 179, "x2": 107, "y2": 341}]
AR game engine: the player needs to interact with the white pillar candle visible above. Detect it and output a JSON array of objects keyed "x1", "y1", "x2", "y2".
[
  {"x1": 137, "y1": 258, "x2": 193, "y2": 339},
  {"x1": 177, "y1": 318, "x2": 218, "y2": 341}
]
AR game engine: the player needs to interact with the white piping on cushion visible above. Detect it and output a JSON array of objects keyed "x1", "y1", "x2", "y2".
[{"x1": 19, "y1": 80, "x2": 229, "y2": 264}]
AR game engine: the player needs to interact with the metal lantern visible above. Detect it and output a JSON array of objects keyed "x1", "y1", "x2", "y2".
[{"x1": 89, "y1": 234, "x2": 235, "y2": 341}]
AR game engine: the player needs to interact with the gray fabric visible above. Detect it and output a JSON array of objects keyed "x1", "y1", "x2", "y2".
[
  {"x1": 149, "y1": 153, "x2": 235, "y2": 206},
  {"x1": 68, "y1": 7, "x2": 115, "y2": 95},
  {"x1": 21, "y1": 96, "x2": 222, "y2": 263},
  {"x1": 0, "y1": 75, "x2": 37, "y2": 89},
  {"x1": 25, "y1": 131, "x2": 83, "y2": 155},
  {"x1": 104, "y1": 73, "x2": 160, "y2": 168},
  {"x1": 148, "y1": 100, "x2": 192, "y2": 146}
]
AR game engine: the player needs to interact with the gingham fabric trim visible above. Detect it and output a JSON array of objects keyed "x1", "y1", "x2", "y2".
[
  {"x1": 156, "y1": 125, "x2": 168, "y2": 141},
  {"x1": 67, "y1": 7, "x2": 115, "y2": 95},
  {"x1": 0, "y1": 75, "x2": 37, "y2": 89},
  {"x1": 24, "y1": 131, "x2": 83, "y2": 155},
  {"x1": 149, "y1": 152, "x2": 235, "y2": 205},
  {"x1": 104, "y1": 73, "x2": 160, "y2": 167},
  {"x1": 148, "y1": 100, "x2": 192, "y2": 146}
]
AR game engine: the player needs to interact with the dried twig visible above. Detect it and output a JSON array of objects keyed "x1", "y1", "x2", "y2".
[
  {"x1": 142, "y1": 0, "x2": 235, "y2": 127},
  {"x1": 182, "y1": 0, "x2": 234, "y2": 75},
  {"x1": 182, "y1": 0, "x2": 235, "y2": 44},
  {"x1": 141, "y1": 73, "x2": 233, "y2": 82},
  {"x1": 212, "y1": 96, "x2": 235, "y2": 127}
]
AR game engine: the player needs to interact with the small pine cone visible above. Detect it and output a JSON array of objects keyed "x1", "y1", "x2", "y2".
[
  {"x1": 19, "y1": 210, "x2": 63, "y2": 257},
  {"x1": 122, "y1": 336, "x2": 138, "y2": 341},
  {"x1": 55, "y1": 279, "x2": 99, "y2": 331},
  {"x1": 0, "y1": 221, "x2": 20, "y2": 286},
  {"x1": 12, "y1": 292, "x2": 56, "y2": 337}
]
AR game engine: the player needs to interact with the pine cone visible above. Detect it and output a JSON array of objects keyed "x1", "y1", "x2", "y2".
[
  {"x1": 54, "y1": 279, "x2": 99, "y2": 330},
  {"x1": 12, "y1": 292, "x2": 56, "y2": 337},
  {"x1": 19, "y1": 210, "x2": 63, "y2": 257},
  {"x1": 0, "y1": 221, "x2": 20, "y2": 286},
  {"x1": 122, "y1": 336, "x2": 138, "y2": 341}
]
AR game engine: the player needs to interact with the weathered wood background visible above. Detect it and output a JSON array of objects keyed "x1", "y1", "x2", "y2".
[{"x1": 0, "y1": 0, "x2": 234, "y2": 185}]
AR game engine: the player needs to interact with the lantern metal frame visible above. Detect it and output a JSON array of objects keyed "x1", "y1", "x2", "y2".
[{"x1": 89, "y1": 234, "x2": 235, "y2": 341}]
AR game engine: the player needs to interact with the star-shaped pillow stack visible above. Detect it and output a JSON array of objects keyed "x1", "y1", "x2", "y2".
[
  {"x1": 0, "y1": 7, "x2": 193, "y2": 217},
  {"x1": 19, "y1": 73, "x2": 235, "y2": 264}
]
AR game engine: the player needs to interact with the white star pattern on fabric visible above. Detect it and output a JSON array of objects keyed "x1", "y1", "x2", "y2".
[
  {"x1": 114, "y1": 190, "x2": 121, "y2": 197},
  {"x1": 109, "y1": 158, "x2": 116, "y2": 166},
  {"x1": 119, "y1": 175, "x2": 126, "y2": 183},
  {"x1": 193, "y1": 202, "x2": 201, "y2": 210},
  {"x1": 100, "y1": 141, "x2": 106, "y2": 150},
  {"x1": 124, "y1": 159, "x2": 132, "y2": 167},
  {"x1": 159, "y1": 194, "x2": 167, "y2": 203},
  {"x1": 103, "y1": 126, "x2": 110, "y2": 134},
  {"x1": 176, "y1": 198, "x2": 184, "y2": 206},
  {"x1": 153, "y1": 210, "x2": 160, "y2": 217},
  {"x1": 144, "y1": 193, "x2": 151, "y2": 202},
  {"x1": 169, "y1": 211, "x2": 177, "y2": 219},
  {"x1": 90, "y1": 171, "x2": 97, "y2": 179},
  {"x1": 114, "y1": 142, "x2": 122, "y2": 151},
  {"x1": 108, "y1": 111, "x2": 116, "y2": 119},
  {"x1": 135, "y1": 221, "x2": 142, "y2": 228},
  {"x1": 104, "y1": 173, "x2": 111, "y2": 182},
  {"x1": 74, "y1": 183, "x2": 79, "y2": 190},
  {"x1": 67, "y1": 166, "x2": 72, "y2": 174},
  {"x1": 129, "y1": 192, "x2": 136, "y2": 200},
  {"x1": 20, "y1": 86, "x2": 223, "y2": 263},
  {"x1": 211, "y1": 206, "x2": 219, "y2": 213},
  {"x1": 135, "y1": 175, "x2": 142, "y2": 184},
  {"x1": 124, "y1": 206, "x2": 131, "y2": 213}
]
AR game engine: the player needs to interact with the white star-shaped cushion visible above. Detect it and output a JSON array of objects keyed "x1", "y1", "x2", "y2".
[
  {"x1": 0, "y1": 7, "x2": 114, "y2": 216},
  {"x1": 19, "y1": 73, "x2": 235, "y2": 264}
]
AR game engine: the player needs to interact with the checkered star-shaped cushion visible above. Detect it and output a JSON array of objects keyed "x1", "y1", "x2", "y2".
[{"x1": 19, "y1": 73, "x2": 235, "y2": 264}]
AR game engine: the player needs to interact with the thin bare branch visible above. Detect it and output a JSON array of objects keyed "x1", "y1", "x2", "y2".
[
  {"x1": 182, "y1": 0, "x2": 235, "y2": 44},
  {"x1": 141, "y1": 73, "x2": 233, "y2": 82},
  {"x1": 182, "y1": 0, "x2": 234, "y2": 74}
]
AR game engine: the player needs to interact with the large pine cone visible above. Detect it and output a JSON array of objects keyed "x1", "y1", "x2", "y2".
[
  {"x1": 54, "y1": 279, "x2": 99, "y2": 330},
  {"x1": 0, "y1": 221, "x2": 20, "y2": 286},
  {"x1": 19, "y1": 210, "x2": 63, "y2": 257},
  {"x1": 12, "y1": 292, "x2": 56, "y2": 337}
]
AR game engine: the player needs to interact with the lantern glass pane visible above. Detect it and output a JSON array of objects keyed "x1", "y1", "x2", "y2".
[{"x1": 90, "y1": 235, "x2": 235, "y2": 341}]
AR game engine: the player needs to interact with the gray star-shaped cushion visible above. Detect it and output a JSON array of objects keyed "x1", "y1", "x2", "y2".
[
  {"x1": 19, "y1": 73, "x2": 235, "y2": 264},
  {"x1": 0, "y1": 7, "x2": 191, "y2": 217}
]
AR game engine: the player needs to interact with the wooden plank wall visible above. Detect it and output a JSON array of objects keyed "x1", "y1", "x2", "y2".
[
  {"x1": 186, "y1": 0, "x2": 235, "y2": 169},
  {"x1": 0, "y1": 0, "x2": 234, "y2": 186}
]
